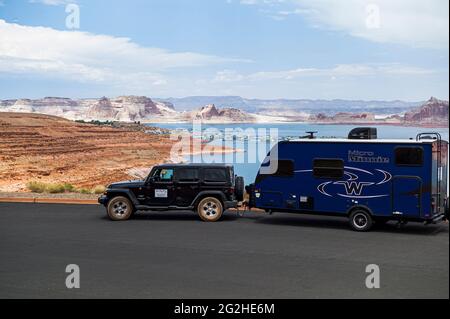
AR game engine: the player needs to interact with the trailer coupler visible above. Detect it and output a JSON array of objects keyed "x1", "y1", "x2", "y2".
[{"x1": 236, "y1": 201, "x2": 250, "y2": 217}]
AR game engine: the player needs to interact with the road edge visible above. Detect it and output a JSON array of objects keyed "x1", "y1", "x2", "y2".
[{"x1": 0, "y1": 197, "x2": 98, "y2": 205}]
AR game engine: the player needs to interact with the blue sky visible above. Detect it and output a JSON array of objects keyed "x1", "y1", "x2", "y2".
[{"x1": 0, "y1": 0, "x2": 448, "y2": 100}]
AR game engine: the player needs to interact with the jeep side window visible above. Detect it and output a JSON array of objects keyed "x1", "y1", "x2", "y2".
[
  {"x1": 153, "y1": 168, "x2": 174, "y2": 181},
  {"x1": 313, "y1": 158, "x2": 344, "y2": 179},
  {"x1": 203, "y1": 168, "x2": 227, "y2": 182},
  {"x1": 176, "y1": 168, "x2": 199, "y2": 182}
]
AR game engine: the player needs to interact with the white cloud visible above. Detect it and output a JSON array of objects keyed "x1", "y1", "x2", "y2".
[
  {"x1": 242, "y1": 0, "x2": 449, "y2": 49},
  {"x1": 213, "y1": 69, "x2": 245, "y2": 82},
  {"x1": 29, "y1": 0, "x2": 75, "y2": 6},
  {"x1": 213, "y1": 63, "x2": 441, "y2": 82},
  {"x1": 0, "y1": 19, "x2": 241, "y2": 91}
]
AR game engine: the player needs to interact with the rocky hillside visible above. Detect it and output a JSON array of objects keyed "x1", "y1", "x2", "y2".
[
  {"x1": 0, "y1": 112, "x2": 173, "y2": 192},
  {"x1": 187, "y1": 104, "x2": 256, "y2": 123},
  {"x1": 0, "y1": 95, "x2": 448, "y2": 125},
  {"x1": 404, "y1": 97, "x2": 448, "y2": 126},
  {"x1": 85, "y1": 96, "x2": 176, "y2": 121},
  {"x1": 0, "y1": 96, "x2": 257, "y2": 123},
  {"x1": 306, "y1": 97, "x2": 449, "y2": 126},
  {"x1": 309, "y1": 112, "x2": 376, "y2": 123},
  {"x1": 0, "y1": 96, "x2": 176, "y2": 122}
]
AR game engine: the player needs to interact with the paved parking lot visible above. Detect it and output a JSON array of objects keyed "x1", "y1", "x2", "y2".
[{"x1": 0, "y1": 202, "x2": 448, "y2": 298}]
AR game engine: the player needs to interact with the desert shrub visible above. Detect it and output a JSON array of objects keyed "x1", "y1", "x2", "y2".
[
  {"x1": 78, "y1": 188, "x2": 92, "y2": 194},
  {"x1": 26, "y1": 181, "x2": 47, "y2": 193},
  {"x1": 46, "y1": 184, "x2": 66, "y2": 194},
  {"x1": 26, "y1": 181, "x2": 75, "y2": 193},
  {"x1": 63, "y1": 183, "x2": 75, "y2": 192},
  {"x1": 92, "y1": 185, "x2": 106, "y2": 194}
]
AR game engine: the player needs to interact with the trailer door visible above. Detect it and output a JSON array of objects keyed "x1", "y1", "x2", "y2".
[{"x1": 392, "y1": 176, "x2": 422, "y2": 218}]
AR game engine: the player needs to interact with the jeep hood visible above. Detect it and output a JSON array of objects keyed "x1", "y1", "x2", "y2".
[{"x1": 108, "y1": 180, "x2": 145, "y2": 189}]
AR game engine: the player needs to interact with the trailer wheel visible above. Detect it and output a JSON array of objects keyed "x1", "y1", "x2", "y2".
[{"x1": 349, "y1": 209, "x2": 373, "y2": 232}]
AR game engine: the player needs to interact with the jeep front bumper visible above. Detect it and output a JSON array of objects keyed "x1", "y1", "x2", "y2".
[{"x1": 98, "y1": 195, "x2": 108, "y2": 206}]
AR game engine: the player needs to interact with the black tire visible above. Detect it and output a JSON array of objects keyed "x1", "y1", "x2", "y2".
[
  {"x1": 445, "y1": 197, "x2": 449, "y2": 219},
  {"x1": 235, "y1": 176, "x2": 245, "y2": 201},
  {"x1": 197, "y1": 197, "x2": 223, "y2": 222},
  {"x1": 349, "y1": 209, "x2": 373, "y2": 232},
  {"x1": 107, "y1": 196, "x2": 134, "y2": 221}
]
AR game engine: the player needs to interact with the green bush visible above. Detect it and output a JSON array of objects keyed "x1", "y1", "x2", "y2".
[
  {"x1": 78, "y1": 188, "x2": 92, "y2": 194},
  {"x1": 27, "y1": 181, "x2": 76, "y2": 194},
  {"x1": 63, "y1": 183, "x2": 75, "y2": 192},
  {"x1": 26, "y1": 181, "x2": 47, "y2": 193},
  {"x1": 46, "y1": 184, "x2": 66, "y2": 194},
  {"x1": 92, "y1": 185, "x2": 106, "y2": 194}
]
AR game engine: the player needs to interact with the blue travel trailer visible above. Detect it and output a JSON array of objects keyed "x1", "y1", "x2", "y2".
[{"x1": 247, "y1": 128, "x2": 449, "y2": 231}]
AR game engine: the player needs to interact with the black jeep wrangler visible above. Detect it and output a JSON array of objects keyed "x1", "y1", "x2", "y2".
[{"x1": 98, "y1": 164, "x2": 244, "y2": 222}]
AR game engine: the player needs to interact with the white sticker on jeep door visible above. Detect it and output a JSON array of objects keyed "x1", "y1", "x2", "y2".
[{"x1": 155, "y1": 189, "x2": 168, "y2": 198}]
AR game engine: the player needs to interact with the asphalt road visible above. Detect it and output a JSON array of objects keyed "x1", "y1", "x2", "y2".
[{"x1": 0, "y1": 203, "x2": 448, "y2": 299}]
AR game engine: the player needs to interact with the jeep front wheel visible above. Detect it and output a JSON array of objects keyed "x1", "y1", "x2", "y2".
[
  {"x1": 107, "y1": 196, "x2": 134, "y2": 221},
  {"x1": 197, "y1": 197, "x2": 223, "y2": 222}
]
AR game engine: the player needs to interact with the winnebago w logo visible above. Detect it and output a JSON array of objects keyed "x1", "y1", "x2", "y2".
[
  {"x1": 310, "y1": 167, "x2": 392, "y2": 199},
  {"x1": 335, "y1": 181, "x2": 374, "y2": 196}
]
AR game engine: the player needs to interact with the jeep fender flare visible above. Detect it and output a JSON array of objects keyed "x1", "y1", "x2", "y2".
[
  {"x1": 107, "y1": 189, "x2": 140, "y2": 206},
  {"x1": 191, "y1": 191, "x2": 226, "y2": 207}
]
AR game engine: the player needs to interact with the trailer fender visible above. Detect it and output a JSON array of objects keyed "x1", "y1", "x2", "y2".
[{"x1": 346, "y1": 205, "x2": 373, "y2": 217}]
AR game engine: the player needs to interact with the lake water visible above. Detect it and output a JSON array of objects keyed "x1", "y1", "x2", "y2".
[{"x1": 147, "y1": 123, "x2": 449, "y2": 184}]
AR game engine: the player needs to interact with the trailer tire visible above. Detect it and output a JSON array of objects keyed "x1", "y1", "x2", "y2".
[{"x1": 349, "y1": 209, "x2": 373, "y2": 232}]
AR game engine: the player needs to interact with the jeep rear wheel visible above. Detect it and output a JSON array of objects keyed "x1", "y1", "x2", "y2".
[
  {"x1": 107, "y1": 196, "x2": 133, "y2": 221},
  {"x1": 197, "y1": 197, "x2": 223, "y2": 222}
]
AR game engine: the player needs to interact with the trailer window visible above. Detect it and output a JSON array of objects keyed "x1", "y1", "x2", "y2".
[
  {"x1": 273, "y1": 160, "x2": 294, "y2": 177},
  {"x1": 313, "y1": 159, "x2": 344, "y2": 179},
  {"x1": 395, "y1": 147, "x2": 423, "y2": 166}
]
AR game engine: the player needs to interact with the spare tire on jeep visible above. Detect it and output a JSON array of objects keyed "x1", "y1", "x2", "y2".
[
  {"x1": 235, "y1": 176, "x2": 244, "y2": 201},
  {"x1": 445, "y1": 197, "x2": 449, "y2": 220}
]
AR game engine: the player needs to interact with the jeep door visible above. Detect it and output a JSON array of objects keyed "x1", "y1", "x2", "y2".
[
  {"x1": 174, "y1": 167, "x2": 200, "y2": 207},
  {"x1": 145, "y1": 167, "x2": 176, "y2": 206}
]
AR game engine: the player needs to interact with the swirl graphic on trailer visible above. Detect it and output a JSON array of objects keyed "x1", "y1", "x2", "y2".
[{"x1": 297, "y1": 167, "x2": 392, "y2": 199}]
